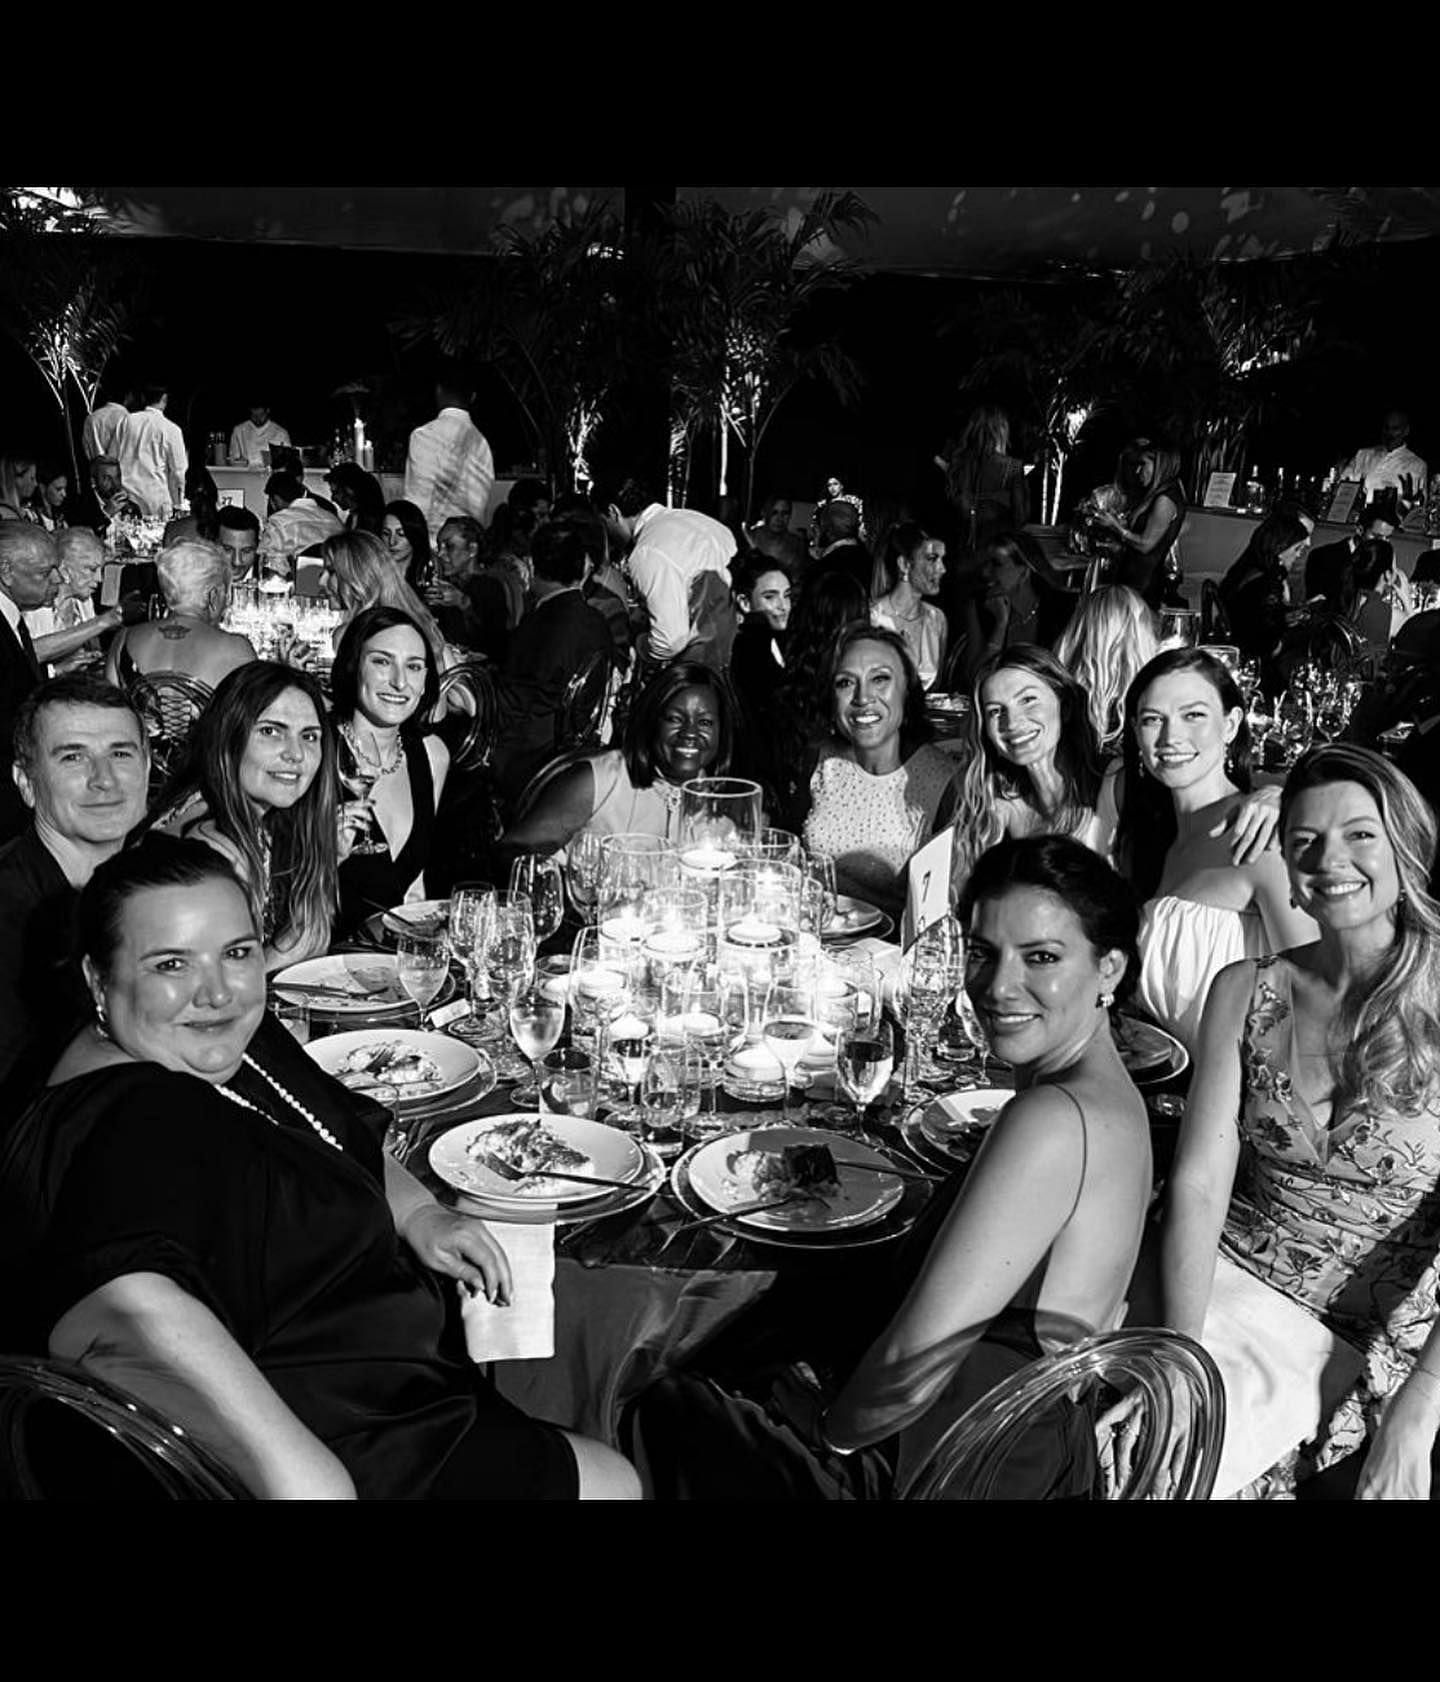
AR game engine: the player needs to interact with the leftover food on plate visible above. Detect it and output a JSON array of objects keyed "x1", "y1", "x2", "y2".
[
  {"x1": 467, "y1": 1118, "x2": 595, "y2": 1195},
  {"x1": 336, "y1": 1040, "x2": 443, "y2": 1088},
  {"x1": 1114, "y1": 1017, "x2": 1176, "y2": 1071},
  {"x1": 727, "y1": 1141, "x2": 840, "y2": 1202}
]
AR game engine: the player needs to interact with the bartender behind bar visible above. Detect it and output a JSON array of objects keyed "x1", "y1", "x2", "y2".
[
  {"x1": 1340, "y1": 408, "x2": 1427, "y2": 506},
  {"x1": 228, "y1": 402, "x2": 292, "y2": 468}
]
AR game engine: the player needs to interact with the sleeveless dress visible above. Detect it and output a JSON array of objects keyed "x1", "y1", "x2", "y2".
[
  {"x1": 335, "y1": 739, "x2": 439, "y2": 938},
  {"x1": 1222, "y1": 956, "x2": 1440, "y2": 1495},
  {"x1": 1135, "y1": 895, "x2": 1268, "y2": 1058},
  {"x1": 586, "y1": 750, "x2": 680, "y2": 842},
  {"x1": 803, "y1": 744, "x2": 957, "y2": 917}
]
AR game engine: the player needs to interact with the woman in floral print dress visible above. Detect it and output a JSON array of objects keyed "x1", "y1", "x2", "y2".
[{"x1": 1160, "y1": 744, "x2": 1440, "y2": 1497}]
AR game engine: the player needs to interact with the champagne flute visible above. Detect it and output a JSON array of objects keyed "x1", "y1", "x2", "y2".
[
  {"x1": 507, "y1": 983, "x2": 566, "y2": 1108},
  {"x1": 509, "y1": 853, "x2": 565, "y2": 943},
  {"x1": 762, "y1": 976, "x2": 821, "y2": 1123},
  {"x1": 395, "y1": 929, "x2": 449, "y2": 1021},
  {"x1": 835, "y1": 1017, "x2": 896, "y2": 1137},
  {"x1": 1245, "y1": 690, "x2": 1275, "y2": 770},
  {"x1": 566, "y1": 828, "x2": 604, "y2": 925}
]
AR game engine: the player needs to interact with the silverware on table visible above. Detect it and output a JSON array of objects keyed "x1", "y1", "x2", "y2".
[
  {"x1": 663, "y1": 1191, "x2": 815, "y2": 1238},
  {"x1": 473, "y1": 1149, "x2": 641, "y2": 1194}
]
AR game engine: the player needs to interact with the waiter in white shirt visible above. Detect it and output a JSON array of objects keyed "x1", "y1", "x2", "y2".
[
  {"x1": 114, "y1": 383, "x2": 188, "y2": 521},
  {"x1": 81, "y1": 392, "x2": 130, "y2": 464},
  {"x1": 1341, "y1": 409, "x2": 1427, "y2": 506},
  {"x1": 404, "y1": 365, "x2": 495, "y2": 538},
  {"x1": 228, "y1": 402, "x2": 293, "y2": 468}
]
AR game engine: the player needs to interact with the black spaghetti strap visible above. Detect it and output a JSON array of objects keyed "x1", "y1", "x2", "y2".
[{"x1": 1049, "y1": 1084, "x2": 1090, "y2": 1226}]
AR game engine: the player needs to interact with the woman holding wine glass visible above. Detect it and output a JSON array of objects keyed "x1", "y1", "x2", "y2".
[{"x1": 330, "y1": 607, "x2": 451, "y2": 942}]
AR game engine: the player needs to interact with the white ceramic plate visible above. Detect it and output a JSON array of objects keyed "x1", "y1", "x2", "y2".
[
  {"x1": 823, "y1": 896, "x2": 885, "y2": 940},
  {"x1": 917, "y1": 1087, "x2": 1011, "y2": 1156},
  {"x1": 272, "y1": 952, "x2": 442, "y2": 1014},
  {"x1": 428, "y1": 1113, "x2": 645, "y2": 1205},
  {"x1": 381, "y1": 899, "x2": 450, "y2": 938},
  {"x1": 451, "y1": 1143, "x2": 667, "y2": 1226},
  {"x1": 1115, "y1": 1016, "x2": 1189, "y2": 1084},
  {"x1": 685, "y1": 1125, "x2": 904, "y2": 1233},
  {"x1": 306, "y1": 1028, "x2": 479, "y2": 1105}
]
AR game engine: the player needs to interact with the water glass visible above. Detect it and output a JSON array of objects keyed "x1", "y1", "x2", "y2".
[
  {"x1": 659, "y1": 962, "x2": 746, "y2": 1133},
  {"x1": 395, "y1": 930, "x2": 449, "y2": 1015},
  {"x1": 745, "y1": 827, "x2": 803, "y2": 866},
  {"x1": 273, "y1": 997, "x2": 310, "y2": 1045},
  {"x1": 597, "y1": 1001, "x2": 656, "y2": 1127},
  {"x1": 900, "y1": 918, "x2": 962, "y2": 1101},
  {"x1": 508, "y1": 983, "x2": 566, "y2": 1107},
  {"x1": 762, "y1": 976, "x2": 821, "y2": 1122},
  {"x1": 598, "y1": 833, "x2": 678, "y2": 949},
  {"x1": 676, "y1": 777, "x2": 762, "y2": 862},
  {"x1": 510, "y1": 853, "x2": 565, "y2": 943},
  {"x1": 638, "y1": 1041, "x2": 703, "y2": 1160},
  {"x1": 538, "y1": 1047, "x2": 594, "y2": 1120}
]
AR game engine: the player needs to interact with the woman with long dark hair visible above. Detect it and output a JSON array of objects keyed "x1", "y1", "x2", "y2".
[
  {"x1": 382, "y1": 499, "x2": 434, "y2": 592},
  {"x1": 150, "y1": 661, "x2": 340, "y2": 969},
  {"x1": 1091, "y1": 438, "x2": 1187, "y2": 608}
]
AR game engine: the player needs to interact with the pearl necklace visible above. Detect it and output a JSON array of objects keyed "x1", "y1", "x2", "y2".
[
  {"x1": 216, "y1": 1054, "x2": 343, "y2": 1151},
  {"x1": 340, "y1": 720, "x2": 406, "y2": 778}
]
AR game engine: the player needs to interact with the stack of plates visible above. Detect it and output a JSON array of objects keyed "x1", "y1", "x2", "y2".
[
  {"x1": 382, "y1": 899, "x2": 450, "y2": 938},
  {"x1": 428, "y1": 1114, "x2": 665, "y2": 1226},
  {"x1": 668, "y1": 1126, "x2": 928, "y2": 1251},
  {"x1": 823, "y1": 896, "x2": 888, "y2": 942},
  {"x1": 900, "y1": 1087, "x2": 1009, "y2": 1172}
]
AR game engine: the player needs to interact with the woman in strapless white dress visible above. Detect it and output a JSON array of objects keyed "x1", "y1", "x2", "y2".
[{"x1": 1113, "y1": 649, "x2": 1317, "y2": 1057}]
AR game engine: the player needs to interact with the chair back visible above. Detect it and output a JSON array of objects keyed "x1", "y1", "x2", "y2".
[
  {"x1": 124, "y1": 669, "x2": 214, "y2": 792},
  {"x1": 437, "y1": 658, "x2": 499, "y2": 772},
  {"x1": 898, "y1": 1328, "x2": 1225, "y2": 1501},
  {"x1": 1200, "y1": 579, "x2": 1232, "y2": 642},
  {"x1": 510, "y1": 746, "x2": 594, "y2": 831},
  {"x1": 557, "y1": 651, "x2": 618, "y2": 754},
  {"x1": 0, "y1": 1355, "x2": 251, "y2": 1500}
]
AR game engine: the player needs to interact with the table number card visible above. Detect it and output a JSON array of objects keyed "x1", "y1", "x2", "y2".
[
  {"x1": 902, "y1": 823, "x2": 957, "y2": 951},
  {"x1": 1202, "y1": 471, "x2": 1237, "y2": 510},
  {"x1": 1325, "y1": 480, "x2": 1362, "y2": 525}
]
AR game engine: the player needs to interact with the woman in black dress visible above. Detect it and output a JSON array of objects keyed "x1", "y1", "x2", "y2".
[{"x1": 0, "y1": 835, "x2": 639, "y2": 1499}]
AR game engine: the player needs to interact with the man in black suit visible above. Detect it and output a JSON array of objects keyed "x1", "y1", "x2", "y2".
[
  {"x1": 0, "y1": 523, "x2": 62, "y2": 844},
  {"x1": 1304, "y1": 507, "x2": 1395, "y2": 607}
]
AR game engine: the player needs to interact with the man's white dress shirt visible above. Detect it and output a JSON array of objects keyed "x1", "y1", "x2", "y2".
[
  {"x1": 404, "y1": 407, "x2": 495, "y2": 534},
  {"x1": 627, "y1": 504, "x2": 737, "y2": 663},
  {"x1": 81, "y1": 402, "x2": 129, "y2": 463},
  {"x1": 229, "y1": 417, "x2": 293, "y2": 467},
  {"x1": 115, "y1": 406, "x2": 188, "y2": 520},
  {"x1": 260, "y1": 496, "x2": 344, "y2": 559},
  {"x1": 1342, "y1": 443, "x2": 1429, "y2": 499}
]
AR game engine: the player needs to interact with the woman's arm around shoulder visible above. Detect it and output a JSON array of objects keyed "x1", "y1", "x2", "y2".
[
  {"x1": 51, "y1": 1272, "x2": 355, "y2": 1499},
  {"x1": 825, "y1": 1084, "x2": 1088, "y2": 1449},
  {"x1": 1159, "y1": 957, "x2": 1253, "y2": 1338},
  {"x1": 1243, "y1": 841, "x2": 1319, "y2": 952}
]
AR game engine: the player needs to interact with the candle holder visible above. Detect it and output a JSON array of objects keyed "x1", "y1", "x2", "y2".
[{"x1": 597, "y1": 833, "x2": 678, "y2": 955}]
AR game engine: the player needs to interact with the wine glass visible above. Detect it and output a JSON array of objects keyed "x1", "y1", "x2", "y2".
[
  {"x1": 835, "y1": 1017, "x2": 896, "y2": 1137},
  {"x1": 479, "y1": 892, "x2": 537, "y2": 1081},
  {"x1": 745, "y1": 827, "x2": 803, "y2": 866},
  {"x1": 660, "y1": 962, "x2": 746, "y2": 1136},
  {"x1": 801, "y1": 852, "x2": 838, "y2": 935},
  {"x1": 272, "y1": 997, "x2": 310, "y2": 1045},
  {"x1": 762, "y1": 976, "x2": 821, "y2": 1122},
  {"x1": 900, "y1": 919, "x2": 962, "y2": 1102},
  {"x1": 509, "y1": 853, "x2": 565, "y2": 943},
  {"x1": 395, "y1": 929, "x2": 449, "y2": 1020},
  {"x1": 638, "y1": 1041, "x2": 703, "y2": 1161},
  {"x1": 566, "y1": 828, "x2": 604, "y2": 925},
  {"x1": 446, "y1": 881, "x2": 497, "y2": 1045},
  {"x1": 507, "y1": 983, "x2": 566, "y2": 1108},
  {"x1": 1314, "y1": 690, "x2": 1347, "y2": 744},
  {"x1": 598, "y1": 1001, "x2": 654, "y2": 1128},
  {"x1": 569, "y1": 926, "x2": 634, "y2": 1055},
  {"x1": 336, "y1": 733, "x2": 386, "y2": 856},
  {"x1": 1244, "y1": 691, "x2": 1275, "y2": 769},
  {"x1": 1276, "y1": 686, "x2": 1314, "y2": 767}
]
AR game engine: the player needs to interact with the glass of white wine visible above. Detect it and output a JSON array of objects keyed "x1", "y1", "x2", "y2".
[
  {"x1": 507, "y1": 984, "x2": 566, "y2": 1108},
  {"x1": 395, "y1": 929, "x2": 449, "y2": 1022},
  {"x1": 762, "y1": 976, "x2": 821, "y2": 1123}
]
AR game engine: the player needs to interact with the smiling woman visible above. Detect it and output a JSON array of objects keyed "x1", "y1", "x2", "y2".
[{"x1": 330, "y1": 606, "x2": 450, "y2": 939}]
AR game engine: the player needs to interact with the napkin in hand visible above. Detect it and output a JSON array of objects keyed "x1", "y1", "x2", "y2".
[{"x1": 460, "y1": 1218, "x2": 556, "y2": 1363}]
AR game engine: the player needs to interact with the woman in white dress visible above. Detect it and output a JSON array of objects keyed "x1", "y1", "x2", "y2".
[{"x1": 1114, "y1": 648, "x2": 1315, "y2": 1056}]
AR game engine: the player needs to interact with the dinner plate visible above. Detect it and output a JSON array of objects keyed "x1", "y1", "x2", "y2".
[
  {"x1": 381, "y1": 899, "x2": 451, "y2": 938},
  {"x1": 685, "y1": 1125, "x2": 905, "y2": 1233},
  {"x1": 306, "y1": 1028, "x2": 479, "y2": 1105},
  {"x1": 451, "y1": 1143, "x2": 667, "y2": 1227},
  {"x1": 926, "y1": 693, "x2": 971, "y2": 716},
  {"x1": 428, "y1": 1113, "x2": 645, "y2": 1206},
  {"x1": 1114, "y1": 1016, "x2": 1189, "y2": 1085},
  {"x1": 916, "y1": 1087, "x2": 1011, "y2": 1156},
  {"x1": 670, "y1": 1143, "x2": 925, "y2": 1251},
  {"x1": 823, "y1": 897, "x2": 886, "y2": 940},
  {"x1": 272, "y1": 952, "x2": 454, "y2": 1015},
  {"x1": 899, "y1": 1112, "x2": 973, "y2": 1172}
]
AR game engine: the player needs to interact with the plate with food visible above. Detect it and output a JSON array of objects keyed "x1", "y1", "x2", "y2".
[
  {"x1": 306, "y1": 1029, "x2": 479, "y2": 1104},
  {"x1": 428, "y1": 1114, "x2": 646, "y2": 1205},
  {"x1": 1114, "y1": 1016, "x2": 1188, "y2": 1084},
  {"x1": 272, "y1": 952, "x2": 453, "y2": 1015},
  {"x1": 685, "y1": 1126, "x2": 905, "y2": 1233},
  {"x1": 925, "y1": 693, "x2": 971, "y2": 716},
  {"x1": 823, "y1": 897, "x2": 886, "y2": 940},
  {"x1": 381, "y1": 899, "x2": 451, "y2": 939},
  {"x1": 449, "y1": 1142, "x2": 667, "y2": 1227},
  {"x1": 916, "y1": 1087, "x2": 1011, "y2": 1157}
]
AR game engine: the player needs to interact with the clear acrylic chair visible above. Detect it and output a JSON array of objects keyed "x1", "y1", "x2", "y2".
[
  {"x1": 557, "y1": 650, "x2": 618, "y2": 754},
  {"x1": 0, "y1": 1356, "x2": 251, "y2": 1501},
  {"x1": 437, "y1": 658, "x2": 500, "y2": 772},
  {"x1": 124, "y1": 669, "x2": 213, "y2": 793},
  {"x1": 898, "y1": 1328, "x2": 1225, "y2": 1501}
]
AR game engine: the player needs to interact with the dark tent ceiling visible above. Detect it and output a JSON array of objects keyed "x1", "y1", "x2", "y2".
[{"x1": 91, "y1": 184, "x2": 1440, "y2": 274}]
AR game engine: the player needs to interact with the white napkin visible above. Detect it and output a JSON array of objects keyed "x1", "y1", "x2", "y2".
[
  {"x1": 1201, "y1": 1251, "x2": 1364, "y2": 1500},
  {"x1": 459, "y1": 1217, "x2": 556, "y2": 1363}
]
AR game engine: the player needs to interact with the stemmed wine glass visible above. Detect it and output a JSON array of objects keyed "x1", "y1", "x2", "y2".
[
  {"x1": 1244, "y1": 690, "x2": 1275, "y2": 770},
  {"x1": 660, "y1": 961, "x2": 746, "y2": 1137},
  {"x1": 900, "y1": 918, "x2": 962, "y2": 1103},
  {"x1": 395, "y1": 929, "x2": 449, "y2": 1023},
  {"x1": 762, "y1": 975, "x2": 821, "y2": 1123},
  {"x1": 507, "y1": 983, "x2": 566, "y2": 1108},
  {"x1": 638, "y1": 1041, "x2": 703, "y2": 1161},
  {"x1": 446, "y1": 881, "x2": 496, "y2": 1045},
  {"x1": 336, "y1": 733, "x2": 386, "y2": 856},
  {"x1": 835, "y1": 1016, "x2": 896, "y2": 1137},
  {"x1": 478, "y1": 891, "x2": 537, "y2": 1082},
  {"x1": 1276, "y1": 686, "x2": 1314, "y2": 767},
  {"x1": 566, "y1": 829, "x2": 604, "y2": 926},
  {"x1": 509, "y1": 853, "x2": 565, "y2": 943},
  {"x1": 1314, "y1": 688, "x2": 1347, "y2": 745}
]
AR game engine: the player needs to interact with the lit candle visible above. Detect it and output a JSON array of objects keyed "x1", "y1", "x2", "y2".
[
  {"x1": 677, "y1": 1011, "x2": 723, "y2": 1035},
  {"x1": 577, "y1": 967, "x2": 625, "y2": 1000},
  {"x1": 644, "y1": 929, "x2": 700, "y2": 957},
  {"x1": 606, "y1": 1012, "x2": 650, "y2": 1041},
  {"x1": 731, "y1": 1042, "x2": 783, "y2": 1075},
  {"x1": 680, "y1": 846, "x2": 737, "y2": 873},
  {"x1": 600, "y1": 913, "x2": 648, "y2": 946},
  {"x1": 728, "y1": 917, "x2": 781, "y2": 946}
]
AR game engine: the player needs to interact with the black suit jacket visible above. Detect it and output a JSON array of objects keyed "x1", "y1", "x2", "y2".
[
  {"x1": 0, "y1": 605, "x2": 42, "y2": 846},
  {"x1": 1304, "y1": 538, "x2": 1355, "y2": 606}
]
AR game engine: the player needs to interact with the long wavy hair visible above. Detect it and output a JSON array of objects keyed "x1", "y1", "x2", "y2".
[
  {"x1": 323, "y1": 529, "x2": 446, "y2": 665},
  {"x1": 1280, "y1": 745, "x2": 1440, "y2": 1120},
  {"x1": 1053, "y1": 586, "x2": 1161, "y2": 752},
  {"x1": 954, "y1": 645, "x2": 1102, "y2": 883},
  {"x1": 1113, "y1": 649, "x2": 1254, "y2": 902},
  {"x1": 870, "y1": 520, "x2": 930, "y2": 601},
  {"x1": 945, "y1": 407, "x2": 1010, "y2": 503},
  {"x1": 154, "y1": 662, "x2": 339, "y2": 955}
]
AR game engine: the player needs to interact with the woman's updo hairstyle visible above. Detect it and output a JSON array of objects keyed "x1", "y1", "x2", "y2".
[{"x1": 79, "y1": 834, "x2": 251, "y2": 983}]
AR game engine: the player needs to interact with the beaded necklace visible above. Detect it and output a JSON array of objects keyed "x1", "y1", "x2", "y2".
[{"x1": 215, "y1": 1053, "x2": 344, "y2": 1151}]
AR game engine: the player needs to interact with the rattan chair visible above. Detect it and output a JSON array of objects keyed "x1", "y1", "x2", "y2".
[
  {"x1": 123, "y1": 669, "x2": 213, "y2": 792},
  {"x1": 0, "y1": 1355, "x2": 251, "y2": 1501},
  {"x1": 898, "y1": 1328, "x2": 1225, "y2": 1501}
]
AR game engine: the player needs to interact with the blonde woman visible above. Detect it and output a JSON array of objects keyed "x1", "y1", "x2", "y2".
[
  {"x1": 1053, "y1": 585, "x2": 1161, "y2": 755},
  {"x1": 319, "y1": 530, "x2": 448, "y2": 669}
]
